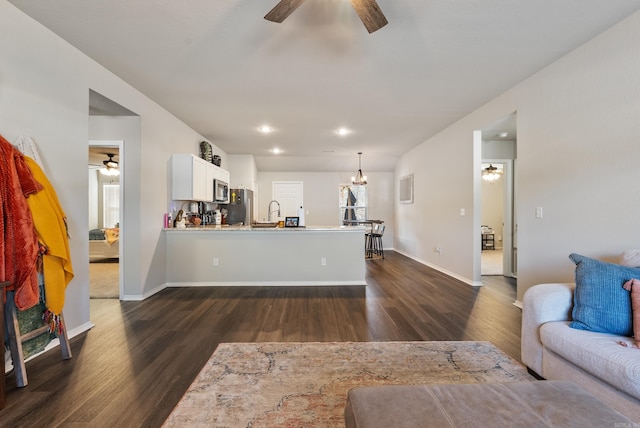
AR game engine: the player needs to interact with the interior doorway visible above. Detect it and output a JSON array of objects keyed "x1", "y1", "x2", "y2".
[
  {"x1": 88, "y1": 141, "x2": 122, "y2": 299},
  {"x1": 88, "y1": 89, "x2": 140, "y2": 304},
  {"x1": 480, "y1": 160, "x2": 514, "y2": 276},
  {"x1": 475, "y1": 112, "x2": 517, "y2": 293}
]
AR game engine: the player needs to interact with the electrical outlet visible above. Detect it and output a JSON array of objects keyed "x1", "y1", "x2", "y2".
[
  {"x1": 213, "y1": 257, "x2": 219, "y2": 267},
  {"x1": 321, "y1": 257, "x2": 327, "y2": 266}
]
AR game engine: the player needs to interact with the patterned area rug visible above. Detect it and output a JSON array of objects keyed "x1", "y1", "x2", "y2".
[{"x1": 163, "y1": 341, "x2": 532, "y2": 427}]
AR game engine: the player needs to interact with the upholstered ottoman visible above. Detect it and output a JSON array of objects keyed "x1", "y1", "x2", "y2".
[{"x1": 344, "y1": 381, "x2": 634, "y2": 427}]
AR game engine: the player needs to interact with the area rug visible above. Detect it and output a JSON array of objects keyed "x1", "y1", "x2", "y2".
[
  {"x1": 482, "y1": 249, "x2": 503, "y2": 275},
  {"x1": 89, "y1": 259, "x2": 119, "y2": 298},
  {"x1": 163, "y1": 341, "x2": 532, "y2": 427}
]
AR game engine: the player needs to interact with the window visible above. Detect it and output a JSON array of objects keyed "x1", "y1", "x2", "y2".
[
  {"x1": 339, "y1": 184, "x2": 367, "y2": 224},
  {"x1": 103, "y1": 184, "x2": 120, "y2": 228}
]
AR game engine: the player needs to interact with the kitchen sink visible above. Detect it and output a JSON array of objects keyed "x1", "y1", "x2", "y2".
[{"x1": 251, "y1": 222, "x2": 278, "y2": 228}]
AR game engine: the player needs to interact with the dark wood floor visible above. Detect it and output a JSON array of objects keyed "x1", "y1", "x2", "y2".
[{"x1": 2, "y1": 251, "x2": 521, "y2": 427}]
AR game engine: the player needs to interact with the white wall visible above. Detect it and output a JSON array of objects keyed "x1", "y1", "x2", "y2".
[
  {"x1": 0, "y1": 2, "x2": 226, "y2": 332},
  {"x1": 483, "y1": 140, "x2": 516, "y2": 159},
  {"x1": 395, "y1": 10, "x2": 640, "y2": 301},
  {"x1": 257, "y1": 171, "x2": 395, "y2": 249},
  {"x1": 227, "y1": 154, "x2": 257, "y2": 190}
]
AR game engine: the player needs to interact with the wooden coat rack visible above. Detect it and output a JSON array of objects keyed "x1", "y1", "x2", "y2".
[{"x1": 2, "y1": 287, "x2": 71, "y2": 405}]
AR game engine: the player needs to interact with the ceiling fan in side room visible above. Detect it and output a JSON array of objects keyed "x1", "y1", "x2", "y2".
[
  {"x1": 103, "y1": 154, "x2": 118, "y2": 169},
  {"x1": 264, "y1": 0, "x2": 388, "y2": 33},
  {"x1": 90, "y1": 153, "x2": 120, "y2": 176}
]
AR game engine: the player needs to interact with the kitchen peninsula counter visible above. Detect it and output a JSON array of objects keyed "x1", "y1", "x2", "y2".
[
  {"x1": 164, "y1": 226, "x2": 366, "y2": 287},
  {"x1": 164, "y1": 225, "x2": 353, "y2": 231}
]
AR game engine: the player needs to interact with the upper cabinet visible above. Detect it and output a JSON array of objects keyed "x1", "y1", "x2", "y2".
[
  {"x1": 171, "y1": 154, "x2": 229, "y2": 202},
  {"x1": 211, "y1": 163, "x2": 230, "y2": 184}
]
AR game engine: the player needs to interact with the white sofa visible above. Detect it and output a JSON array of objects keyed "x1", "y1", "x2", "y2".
[{"x1": 522, "y1": 283, "x2": 640, "y2": 422}]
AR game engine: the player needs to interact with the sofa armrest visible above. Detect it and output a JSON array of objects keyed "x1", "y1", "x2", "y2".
[{"x1": 521, "y1": 283, "x2": 575, "y2": 376}]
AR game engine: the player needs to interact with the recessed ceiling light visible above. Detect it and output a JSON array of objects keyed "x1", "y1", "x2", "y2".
[
  {"x1": 335, "y1": 127, "x2": 351, "y2": 136},
  {"x1": 258, "y1": 125, "x2": 274, "y2": 134},
  {"x1": 270, "y1": 148, "x2": 282, "y2": 154},
  {"x1": 498, "y1": 132, "x2": 509, "y2": 138}
]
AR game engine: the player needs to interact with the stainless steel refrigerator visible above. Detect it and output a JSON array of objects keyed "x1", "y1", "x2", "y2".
[{"x1": 224, "y1": 189, "x2": 254, "y2": 225}]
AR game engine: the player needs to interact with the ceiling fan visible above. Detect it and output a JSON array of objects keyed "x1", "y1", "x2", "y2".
[
  {"x1": 89, "y1": 153, "x2": 120, "y2": 176},
  {"x1": 265, "y1": 0, "x2": 388, "y2": 34},
  {"x1": 103, "y1": 154, "x2": 119, "y2": 170}
]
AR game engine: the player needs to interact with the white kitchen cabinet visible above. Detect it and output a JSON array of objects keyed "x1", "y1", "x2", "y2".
[
  {"x1": 205, "y1": 163, "x2": 215, "y2": 202},
  {"x1": 172, "y1": 154, "x2": 230, "y2": 202},
  {"x1": 211, "y1": 164, "x2": 230, "y2": 184}
]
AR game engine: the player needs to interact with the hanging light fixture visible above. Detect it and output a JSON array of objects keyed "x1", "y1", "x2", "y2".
[
  {"x1": 100, "y1": 154, "x2": 120, "y2": 176},
  {"x1": 482, "y1": 164, "x2": 502, "y2": 182},
  {"x1": 351, "y1": 152, "x2": 368, "y2": 185}
]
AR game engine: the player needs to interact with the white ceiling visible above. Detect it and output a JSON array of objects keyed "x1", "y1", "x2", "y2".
[{"x1": 10, "y1": 0, "x2": 640, "y2": 172}]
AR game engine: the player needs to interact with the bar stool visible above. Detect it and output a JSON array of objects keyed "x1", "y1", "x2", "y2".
[{"x1": 366, "y1": 223, "x2": 385, "y2": 259}]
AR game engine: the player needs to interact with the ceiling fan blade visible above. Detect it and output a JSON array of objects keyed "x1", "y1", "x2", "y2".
[
  {"x1": 350, "y1": 0, "x2": 388, "y2": 33},
  {"x1": 264, "y1": 0, "x2": 307, "y2": 23}
]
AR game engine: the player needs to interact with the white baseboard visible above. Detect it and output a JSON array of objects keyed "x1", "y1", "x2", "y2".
[
  {"x1": 121, "y1": 283, "x2": 167, "y2": 301},
  {"x1": 167, "y1": 281, "x2": 367, "y2": 287},
  {"x1": 393, "y1": 249, "x2": 481, "y2": 286}
]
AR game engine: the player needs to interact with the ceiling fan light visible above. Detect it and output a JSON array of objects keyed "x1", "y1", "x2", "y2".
[
  {"x1": 102, "y1": 154, "x2": 119, "y2": 170},
  {"x1": 100, "y1": 167, "x2": 120, "y2": 176},
  {"x1": 482, "y1": 164, "x2": 502, "y2": 181}
]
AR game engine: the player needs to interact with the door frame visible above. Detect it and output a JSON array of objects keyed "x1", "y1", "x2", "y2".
[
  {"x1": 481, "y1": 158, "x2": 515, "y2": 277},
  {"x1": 89, "y1": 139, "x2": 124, "y2": 299}
]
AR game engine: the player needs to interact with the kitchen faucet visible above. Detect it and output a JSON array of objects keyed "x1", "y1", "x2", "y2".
[{"x1": 268, "y1": 200, "x2": 281, "y2": 222}]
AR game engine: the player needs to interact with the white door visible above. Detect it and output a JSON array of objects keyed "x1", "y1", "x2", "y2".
[{"x1": 273, "y1": 182, "x2": 303, "y2": 219}]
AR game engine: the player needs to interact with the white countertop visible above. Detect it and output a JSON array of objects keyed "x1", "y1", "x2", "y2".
[{"x1": 164, "y1": 225, "x2": 365, "y2": 232}]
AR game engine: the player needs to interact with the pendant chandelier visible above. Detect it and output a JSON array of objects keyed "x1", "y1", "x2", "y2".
[
  {"x1": 351, "y1": 152, "x2": 368, "y2": 185},
  {"x1": 482, "y1": 164, "x2": 502, "y2": 182}
]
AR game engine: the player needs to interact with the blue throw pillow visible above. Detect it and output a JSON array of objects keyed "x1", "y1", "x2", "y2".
[{"x1": 569, "y1": 253, "x2": 639, "y2": 336}]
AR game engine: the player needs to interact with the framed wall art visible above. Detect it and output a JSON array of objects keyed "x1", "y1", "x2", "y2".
[{"x1": 399, "y1": 174, "x2": 414, "y2": 204}]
